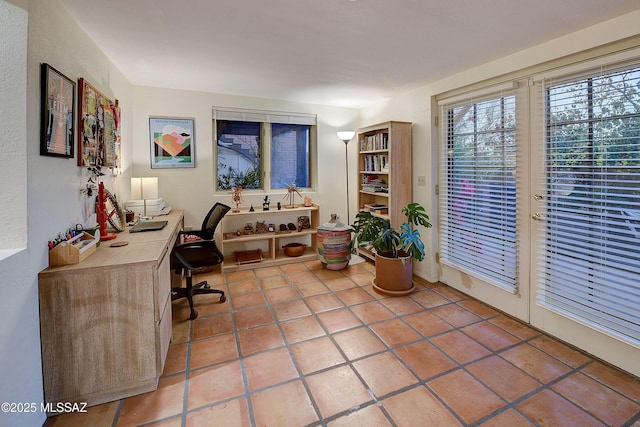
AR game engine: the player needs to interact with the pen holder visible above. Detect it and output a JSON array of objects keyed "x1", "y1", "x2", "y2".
[{"x1": 48, "y1": 232, "x2": 99, "y2": 266}]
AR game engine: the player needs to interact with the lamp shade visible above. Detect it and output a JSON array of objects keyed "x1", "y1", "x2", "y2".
[
  {"x1": 337, "y1": 131, "x2": 355, "y2": 143},
  {"x1": 131, "y1": 177, "x2": 158, "y2": 200}
]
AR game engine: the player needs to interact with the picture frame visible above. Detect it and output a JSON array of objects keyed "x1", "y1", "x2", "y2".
[
  {"x1": 149, "y1": 117, "x2": 195, "y2": 169},
  {"x1": 77, "y1": 78, "x2": 120, "y2": 168},
  {"x1": 40, "y1": 63, "x2": 75, "y2": 158}
]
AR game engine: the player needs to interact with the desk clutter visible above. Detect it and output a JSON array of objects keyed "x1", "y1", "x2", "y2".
[{"x1": 48, "y1": 228, "x2": 99, "y2": 266}]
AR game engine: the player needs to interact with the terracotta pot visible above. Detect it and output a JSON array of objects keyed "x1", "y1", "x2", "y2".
[{"x1": 372, "y1": 253, "x2": 415, "y2": 296}]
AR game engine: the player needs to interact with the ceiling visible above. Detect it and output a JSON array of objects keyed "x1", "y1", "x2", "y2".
[{"x1": 58, "y1": 0, "x2": 640, "y2": 108}]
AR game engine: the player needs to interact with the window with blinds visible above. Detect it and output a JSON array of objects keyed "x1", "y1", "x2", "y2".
[
  {"x1": 538, "y1": 62, "x2": 640, "y2": 342},
  {"x1": 440, "y1": 92, "x2": 519, "y2": 293}
]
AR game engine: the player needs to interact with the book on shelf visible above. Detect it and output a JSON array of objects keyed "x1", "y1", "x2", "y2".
[
  {"x1": 360, "y1": 133, "x2": 389, "y2": 151},
  {"x1": 361, "y1": 185, "x2": 388, "y2": 193},
  {"x1": 363, "y1": 154, "x2": 389, "y2": 172},
  {"x1": 363, "y1": 203, "x2": 389, "y2": 214},
  {"x1": 361, "y1": 178, "x2": 388, "y2": 193}
]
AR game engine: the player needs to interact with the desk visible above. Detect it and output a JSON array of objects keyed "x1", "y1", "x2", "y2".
[{"x1": 38, "y1": 210, "x2": 183, "y2": 408}]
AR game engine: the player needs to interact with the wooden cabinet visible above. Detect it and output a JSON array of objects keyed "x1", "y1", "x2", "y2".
[
  {"x1": 219, "y1": 204, "x2": 319, "y2": 272},
  {"x1": 357, "y1": 121, "x2": 412, "y2": 261},
  {"x1": 38, "y1": 211, "x2": 183, "y2": 409}
]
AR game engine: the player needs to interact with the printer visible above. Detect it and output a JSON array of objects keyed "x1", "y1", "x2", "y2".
[
  {"x1": 128, "y1": 177, "x2": 171, "y2": 217},
  {"x1": 125, "y1": 198, "x2": 172, "y2": 217}
]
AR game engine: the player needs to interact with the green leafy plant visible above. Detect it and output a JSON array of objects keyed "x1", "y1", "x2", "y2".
[{"x1": 351, "y1": 202, "x2": 432, "y2": 261}]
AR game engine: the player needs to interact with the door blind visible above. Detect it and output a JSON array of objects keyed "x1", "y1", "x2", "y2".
[
  {"x1": 439, "y1": 91, "x2": 520, "y2": 293},
  {"x1": 536, "y1": 62, "x2": 640, "y2": 343}
]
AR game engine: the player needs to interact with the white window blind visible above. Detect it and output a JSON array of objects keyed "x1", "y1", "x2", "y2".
[
  {"x1": 212, "y1": 107, "x2": 317, "y2": 125},
  {"x1": 536, "y1": 62, "x2": 640, "y2": 343},
  {"x1": 439, "y1": 89, "x2": 520, "y2": 293}
]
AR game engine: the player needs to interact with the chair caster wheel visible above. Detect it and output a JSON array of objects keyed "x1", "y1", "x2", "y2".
[
  {"x1": 204, "y1": 283, "x2": 211, "y2": 289},
  {"x1": 189, "y1": 310, "x2": 198, "y2": 320},
  {"x1": 220, "y1": 295, "x2": 226, "y2": 303}
]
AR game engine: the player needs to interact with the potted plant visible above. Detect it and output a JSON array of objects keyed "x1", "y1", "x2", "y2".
[{"x1": 351, "y1": 202, "x2": 432, "y2": 295}]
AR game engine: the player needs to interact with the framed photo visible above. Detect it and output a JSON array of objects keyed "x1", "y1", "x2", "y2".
[
  {"x1": 40, "y1": 63, "x2": 75, "y2": 158},
  {"x1": 77, "y1": 78, "x2": 119, "y2": 167},
  {"x1": 149, "y1": 117, "x2": 195, "y2": 168}
]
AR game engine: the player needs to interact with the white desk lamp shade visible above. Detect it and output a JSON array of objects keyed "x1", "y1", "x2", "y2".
[
  {"x1": 131, "y1": 177, "x2": 159, "y2": 218},
  {"x1": 131, "y1": 177, "x2": 158, "y2": 200}
]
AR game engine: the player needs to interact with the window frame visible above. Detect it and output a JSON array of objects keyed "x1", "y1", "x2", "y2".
[{"x1": 212, "y1": 107, "x2": 317, "y2": 194}]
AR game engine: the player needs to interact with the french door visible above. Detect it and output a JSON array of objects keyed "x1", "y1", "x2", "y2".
[
  {"x1": 439, "y1": 57, "x2": 640, "y2": 377},
  {"x1": 529, "y1": 61, "x2": 640, "y2": 376},
  {"x1": 439, "y1": 83, "x2": 531, "y2": 322}
]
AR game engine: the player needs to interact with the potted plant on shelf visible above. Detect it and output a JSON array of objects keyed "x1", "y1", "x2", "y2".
[{"x1": 351, "y1": 202, "x2": 432, "y2": 296}]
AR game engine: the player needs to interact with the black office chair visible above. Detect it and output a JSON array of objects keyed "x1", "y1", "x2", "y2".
[
  {"x1": 171, "y1": 203, "x2": 231, "y2": 320},
  {"x1": 183, "y1": 202, "x2": 232, "y2": 241}
]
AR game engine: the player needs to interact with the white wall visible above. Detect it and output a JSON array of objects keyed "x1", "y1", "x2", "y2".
[
  {"x1": 0, "y1": 0, "x2": 27, "y2": 251},
  {"x1": 361, "y1": 9, "x2": 640, "y2": 283},
  {"x1": 0, "y1": 0, "x2": 133, "y2": 425},
  {"x1": 131, "y1": 86, "x2": 359, "y2": 229},
  {"x1": 0, "y1": 3, "x2": 33, "y2": 426}
]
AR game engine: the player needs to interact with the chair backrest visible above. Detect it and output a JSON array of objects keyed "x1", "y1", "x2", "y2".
[{"x1": 200, "y1": 203, "x2": 231, "y2": 239}]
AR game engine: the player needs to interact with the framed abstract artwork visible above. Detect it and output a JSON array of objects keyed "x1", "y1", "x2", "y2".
[
  {"x1": 77, "y1": 78, "x2": 120, "y2": 168},
  {"x1": 149, "y1": 117, "x2": 195, "y2": 169},
  {"x1": 40, "y1": 63, "x2": 75, "y2": 158}
]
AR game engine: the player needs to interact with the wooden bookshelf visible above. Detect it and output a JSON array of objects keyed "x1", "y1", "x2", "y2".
[{"x1": 357, "y1": 121, "x2": 412, "y2": 261}]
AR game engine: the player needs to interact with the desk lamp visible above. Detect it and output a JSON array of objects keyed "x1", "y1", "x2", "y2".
[{"x1": 131, "y1": 177, "x2": 158, "y2": 219}]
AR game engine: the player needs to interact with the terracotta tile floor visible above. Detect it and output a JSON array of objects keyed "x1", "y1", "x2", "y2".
[{"x1": 46, "y1": 260, "x2": 640, "y2": 427}]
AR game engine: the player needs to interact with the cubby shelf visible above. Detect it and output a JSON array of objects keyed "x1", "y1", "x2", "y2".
[{"x1": 219, "y1": 204, "x2": 319, "y2": 272}]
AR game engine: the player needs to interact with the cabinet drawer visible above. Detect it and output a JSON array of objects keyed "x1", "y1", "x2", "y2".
[
  {"x1": 155, "y1": 246, "x2": 171, "y2": 321},
  {"x1": 156, "y1": 295, "x2": 172, "y2": 375}
]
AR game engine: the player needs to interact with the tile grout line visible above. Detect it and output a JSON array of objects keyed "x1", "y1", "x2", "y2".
[
  {"x1": 258, "y1": 266, "x2": 326, "y2": 426},
  {"x1": 226, "y1": 269, "x2": 258, "y2": 427},
  {"x1": 132, "y1": 263, "x2": 640, "y2": 426}
]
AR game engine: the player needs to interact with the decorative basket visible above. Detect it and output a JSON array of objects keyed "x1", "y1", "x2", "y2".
[{"x1": 317, "y1": 214, "x2": 351, "y2": 270}]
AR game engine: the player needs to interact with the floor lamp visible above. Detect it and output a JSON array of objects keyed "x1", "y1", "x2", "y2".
[{"x1": 337, "y1": 131, "x2": 365, "y2": 265}]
